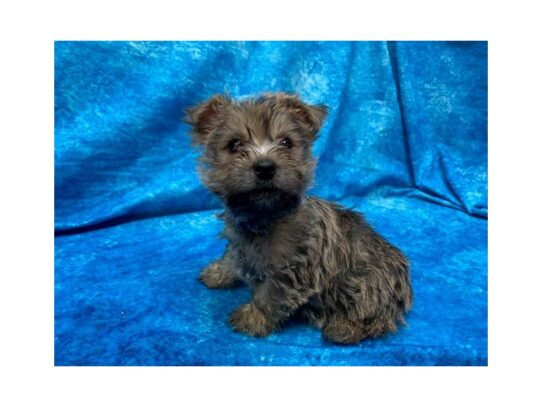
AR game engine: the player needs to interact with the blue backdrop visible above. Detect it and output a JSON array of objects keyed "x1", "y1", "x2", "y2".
[{"x1": 55, "y1": 41, "x2": 487, "y2": 365}]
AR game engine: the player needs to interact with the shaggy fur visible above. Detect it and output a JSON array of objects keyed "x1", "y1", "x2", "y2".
[{"x1": 185, "y1": 93, "x2": 412, "y2": 344}]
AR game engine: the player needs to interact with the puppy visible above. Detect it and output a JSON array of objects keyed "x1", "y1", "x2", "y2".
[{"x1": 185, "y1": 93, "x2": 412, "y2": 344}]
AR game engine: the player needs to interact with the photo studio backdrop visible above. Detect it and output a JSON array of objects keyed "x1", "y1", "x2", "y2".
[{"x1": 55, "y1": 41, "x2": 487, "y2": 365}]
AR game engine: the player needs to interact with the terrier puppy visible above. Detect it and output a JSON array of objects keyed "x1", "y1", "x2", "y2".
[{"x1": 185, "y1": 93, "x2": 412, "y2": 344}]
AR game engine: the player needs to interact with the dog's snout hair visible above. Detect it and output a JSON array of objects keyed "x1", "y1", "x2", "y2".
[{"x1": 250, "y1": 141, "x2": 275, "y2": 158}]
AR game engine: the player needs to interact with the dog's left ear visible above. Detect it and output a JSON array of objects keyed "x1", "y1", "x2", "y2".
[
  {"x1": 274, "y1": 93, "x2": 328, "y2": 134},
  {"x1": 184, "y1": 94, "x2": 231, "y2": 145}
]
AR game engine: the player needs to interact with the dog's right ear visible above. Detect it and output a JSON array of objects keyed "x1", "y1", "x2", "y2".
[{"x1": 184, "y1": 94, "x2": 230, "y2": 145}]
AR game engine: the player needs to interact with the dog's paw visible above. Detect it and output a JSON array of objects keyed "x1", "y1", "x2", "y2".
[
  {"x1": 229, "y1": 303, "x2": 273, "y2": 337},
  {"x1": 199, "y1": 262, "x2": 237, "y2": 288},
  {"x1": 322, "y1": 317, "x2": 366, "y2": 344}
]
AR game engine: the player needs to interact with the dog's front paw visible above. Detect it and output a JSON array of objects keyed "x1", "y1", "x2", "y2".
[
  {"x1": 200, "y1": 262, "x2": 237, "y2": 289},
  {"x1": 229, "y1": 303, "x2": 273, "y2": 337}
]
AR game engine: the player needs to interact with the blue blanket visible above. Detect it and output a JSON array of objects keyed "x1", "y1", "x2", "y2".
[{"x1": 55, "y1": 41, "x2": 487, "y2": 365}]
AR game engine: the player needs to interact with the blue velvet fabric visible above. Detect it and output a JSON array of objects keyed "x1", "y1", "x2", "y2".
[{"x1": 55, "y1": 41, "x2": 488, "y2": 366}]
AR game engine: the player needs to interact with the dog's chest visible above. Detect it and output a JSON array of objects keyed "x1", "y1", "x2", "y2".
[{"x1": 227, "y1": 225, "x2": 303, "y2": 285}]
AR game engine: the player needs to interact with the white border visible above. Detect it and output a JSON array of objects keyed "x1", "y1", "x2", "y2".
[{"x1": 2, "y1": 0, "x2": 542, "y2": 406}]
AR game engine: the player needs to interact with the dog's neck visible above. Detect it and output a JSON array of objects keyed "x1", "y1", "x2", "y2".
[{"x1": 225, "y1": 194, "x2": 307, "y2": 237}]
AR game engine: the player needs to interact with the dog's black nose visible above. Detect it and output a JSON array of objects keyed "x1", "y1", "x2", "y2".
[{"x1": 253, "y1": 159, "x2": 277, "y2": 180}]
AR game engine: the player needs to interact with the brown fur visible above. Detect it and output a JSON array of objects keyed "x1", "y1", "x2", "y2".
[{"x1": 185, "y1": 93, "x2": 412, "y2": 344}]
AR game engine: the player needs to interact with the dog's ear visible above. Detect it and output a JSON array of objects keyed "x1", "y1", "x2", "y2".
[
  {"x1": 273, "y1": 93, "x2": 328, "y2": 134},
  {"x1": 184, "y1": 94, "x2": 231, "y2": 144}
]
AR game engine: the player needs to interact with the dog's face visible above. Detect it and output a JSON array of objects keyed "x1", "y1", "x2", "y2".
[{"x1": 186, "y1": 93, "x2": 327, "y2": 231}]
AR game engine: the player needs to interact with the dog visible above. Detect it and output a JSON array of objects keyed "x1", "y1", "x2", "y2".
[{"x1": 185, "y1": 93, "x2": 412, "y2": 344}]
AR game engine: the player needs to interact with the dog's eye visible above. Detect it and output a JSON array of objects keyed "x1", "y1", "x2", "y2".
[
  {"x1": 227, "y1": 139, "x2": 241, "y2": 153},
  {"x1": 279, "y1": 137, "x2": 293, "y2": 149}
]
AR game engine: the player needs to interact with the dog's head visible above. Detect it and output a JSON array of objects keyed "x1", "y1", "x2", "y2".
[{"x1": 185, "y1": 93, "x2": 327, "y2": 232}]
